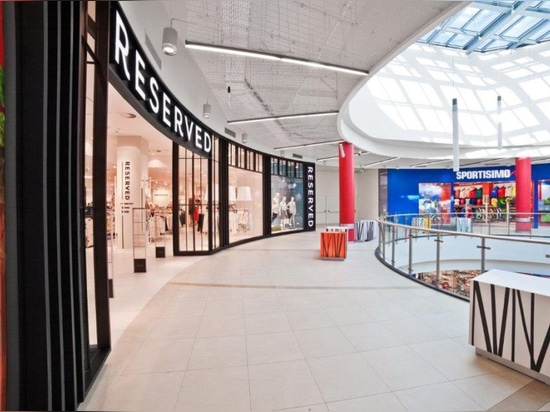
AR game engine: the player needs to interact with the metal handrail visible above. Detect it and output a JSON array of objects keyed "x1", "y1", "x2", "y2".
[{"x1": 375, "y1": 213, "x2": 550, "y2": 301}]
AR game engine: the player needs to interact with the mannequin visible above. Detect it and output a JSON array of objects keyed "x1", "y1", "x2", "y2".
[
  {"x1": 271, "y1": 192, "x2": 280, "y2": 225},
  {"x1": 279, "y1": 196, "x2": 288, "y2": 229},
  {"x1": 287, "y1": 196, "x2": 296, "y2": 228}
]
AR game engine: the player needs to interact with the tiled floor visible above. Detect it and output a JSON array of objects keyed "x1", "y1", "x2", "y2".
[{"x1": 78, "y1": 230, "x2": 550, "y2": 411}]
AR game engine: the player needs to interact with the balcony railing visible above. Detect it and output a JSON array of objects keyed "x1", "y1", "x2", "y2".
[{"x1": 376, "y1": 212, "x2": 550, "y2": 300}]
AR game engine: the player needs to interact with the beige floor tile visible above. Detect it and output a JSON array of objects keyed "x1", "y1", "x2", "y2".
[
  {"x1": 394, "y1": 381, "x2": 483, "y2": 411},
  {"x1": 339, "y1": 321, "x2": 405, "y2": 352},
  {"x1": 327, "y1": 393, "x2": 406, "y2": 411},
  {"x1": 279, "y1": 295, "x2": 321, "y2": 312},
  {"x1": 411, "y1": 338, "x2": 508, "y2": 380},
  {"x1": 416, "y1": 312, "x2": 469, "y2": 338},
  {"x1": 203, "y1": 298, "x2": 244, "y2": 316},
  {"x1": 243, "y1": 296, "x2": 283, "y2": 314},
  {"x1": 100, "y1": 371, "x2": 185, "y2": 411},
  {"x1": 187, "y1": 335, "x2": 247, "y2": 370},
  {"x1": 307, "y1": 353, "x2": 389, "y2": 402},
  {"x1": 175, "y1": 366, "x2": 250, "y2": 412},
  {"x1": 249, "y1": 360, "x2": 324, "y2": 411},
  {"x1": 100, "y1": 340, "x2": 143, "y2": 377},
  {"x1": 380, "y1": 317, "x2": 446, "y2": 344},
  {"x1": 286, "y1": 308, "x2": 335, "y2": 330},
  {"x1": 294, "y1": 327, "x2": 356, "y2": 359},
  {"x1": 361, "y1": 346, "x2": 447, "y2": 390},
  {"x1": 323, "y1": 304, "x2": 375, "y2": 325},
  {"x1": 272, "y1": 404, "x2": 328, "y2": 412},
  {"x1": 161, "y1": 299, "x2": 206, "y2": 318},
  {"x1": 146, "y1": 314, "x2": 202, "y2": 340},
  {"x1": 361, "y1": 301, "x2": 413, "y2": 321},
  {"x1": 196, "y1": 314, "x2": 245, "y2": 338},
  {"x1": 246, "y1": 331, "x2": 304, "y2": 365},
  {"x1": 123, "y1": 338, "x2": 195, "y2": 374},
  {"x1": 245, "y1": 311, "x2": 291, "y2": 334},
  {"x1": 453, "y1": 370, "x2": 532, "y2": 409}
]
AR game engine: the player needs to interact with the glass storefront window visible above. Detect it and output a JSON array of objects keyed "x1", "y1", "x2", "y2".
[
  {"x1": 177, "y1": 147, "x2": 210, "y2": 252},
  {"x1": 271, "y1": 162, "x2": 304, "y2": 233}
]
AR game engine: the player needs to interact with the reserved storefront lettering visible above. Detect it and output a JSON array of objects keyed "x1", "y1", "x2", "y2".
[
  {"x1": 306, "y1": 164, "x2": 315, "y2": 230},
  {"x1": 111, "y1": 6, "x2": 213, "y2": 156}
]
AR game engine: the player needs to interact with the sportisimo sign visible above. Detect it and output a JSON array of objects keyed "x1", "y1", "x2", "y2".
[{"x1": 455, "y1": 169, "x2": 512, "y2": 181}]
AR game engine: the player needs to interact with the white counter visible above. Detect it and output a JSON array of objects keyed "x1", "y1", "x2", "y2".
[{"x1": 470, "y1": 269, "x2": 550, "y2": 384}]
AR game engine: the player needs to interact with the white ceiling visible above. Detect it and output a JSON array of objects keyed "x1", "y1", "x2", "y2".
[
  {"x1": 153, "y1": 0, "x2": 465, "y2": 169},
  {"x1": 107, "y1": 1, "x2": 544, "y2": 173}
]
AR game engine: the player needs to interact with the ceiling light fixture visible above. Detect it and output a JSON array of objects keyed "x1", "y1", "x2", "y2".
[
  {"x1": 203, "y1": 102, "x2": 212, "y2": 118},
  {"x1": 338, "y1": 143, "x2": 346, "y2": 158},
  {"x1": 274, "y1": 139, "x2": 344, "y2": 151},
  {"x1": 316, "y1": 152, "x2": 367, "y2": 162},
  {"x1": 227, "y1": 111, "x2": 338, "y2": 126},
  {"x1": 363, "y1": 157, "x2": 399, "y2": 168},
  {"x1": 185, "y1": 41, "x2": 368, "y2": 76},
  {"x1": 162, "y1": 18, "x2": 187, "y2": 56},
  {"x1": 242, "y1": 133, "x2": 248, "y2": 144}
]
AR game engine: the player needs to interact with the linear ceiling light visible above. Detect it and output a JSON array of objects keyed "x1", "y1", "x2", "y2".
[
  {"x1": 363, "y1": 157, "x2": 400, "y2": 168},
  {"x1": 185, "y1": 41, "x2": 368, "y2": 76},
  {"x1": 275, "y1": 140, "x2": 344, "y2": 151},
  {"x1": 228, "y1": 111, "x2": 339, "y2": 125},
  {"x1": 316, "y1": 152, "x2": 368, "y2": 162}
]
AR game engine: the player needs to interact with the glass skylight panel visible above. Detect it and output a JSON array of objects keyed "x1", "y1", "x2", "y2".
[
  {"x1": 418, "y1": 1, "x2": 550, "y2": 52},
  {"x1": 463, "y1": 9, "x2": 501, "y2": 33},
  {"x1": 536, "y1": 1, "x2": 550, "y2": 11},
  {"x1": 503, "y1": 16, "x2": 543, "y2": 38},
  {"x1": 483, "y1": 39, "x2": 512, "y2": 51},
  {"x1": 533, "y1": 21, "x2": 550, "y2": 39},
  {"x1": 449, "y1": 7, "x2": 480, "y2": 30},
  {"x1": 432, "y1": 31, "x2": 455, "y2": 46},
  {"x1": 450, "y1": 34, "x2": 474, "y2": 48}
]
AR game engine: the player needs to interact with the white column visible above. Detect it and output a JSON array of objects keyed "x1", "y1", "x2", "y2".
[{"x1": 115, "y1": 135, "x2": 149, "y2": 249}]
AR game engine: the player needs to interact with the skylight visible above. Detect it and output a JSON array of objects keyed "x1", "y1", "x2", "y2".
[{"x1": 418, "y1": 1, "x2": 550, "y2": 53}]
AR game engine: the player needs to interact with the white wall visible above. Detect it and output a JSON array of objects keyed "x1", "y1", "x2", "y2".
[
  {"x1": 355, "y1": 169, "x2": 379, "y2": 221},
  {"x1": 315, "y1": 167, "x2": 379, "y2": 226}
]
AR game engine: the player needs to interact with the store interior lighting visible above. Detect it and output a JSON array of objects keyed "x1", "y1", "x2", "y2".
[
  {"x1": 227, "y1": 111, "x2": 338, "y2": 126},
  {"x1": 161, "y1": 18, "x2": 187, "y2": 56},
  {"x1": 242, "y1": 132, "x2": 248, "y2": 144},
  {"x1": 202, "y1": 102, "x2": 211, "y2": 118},
  {"x1": 185, "y1": 41, "x2": 369, "y2": 76}
]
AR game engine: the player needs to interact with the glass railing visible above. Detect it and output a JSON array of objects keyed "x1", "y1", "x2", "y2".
[{"x1": 376, "y1": 212, "x2": 550, "y2": 301}]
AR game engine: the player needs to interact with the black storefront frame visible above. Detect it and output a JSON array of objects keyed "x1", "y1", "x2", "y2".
[{"x1": 4, "y1": 2, "x2": 112, "y2": 410}]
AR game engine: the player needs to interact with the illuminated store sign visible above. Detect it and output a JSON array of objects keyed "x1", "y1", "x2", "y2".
[
  {"x1": 455, "y1": 168, "x2": 513, "y2": 181},
  {"x1": 110, "y1": 5, "x2": 213, "y2": 157},
  {"x1": 306, "y1": 164, "x2": 316, "y2": 230}
]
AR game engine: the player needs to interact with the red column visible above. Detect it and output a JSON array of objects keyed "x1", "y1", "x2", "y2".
[
  {"x1": 515, "y1": 157, "x2": 532, "y2": 232},
  {"x1": 339, "y1": 142, "x2": 355, "y2": 241}
]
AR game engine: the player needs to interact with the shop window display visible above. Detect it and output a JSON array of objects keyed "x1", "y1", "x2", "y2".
[
  {"x1": 538, "y1": 180, "x2": 550, "y2": 224},
  {"x1": 453, "y1": 182, "x2": 515, "y2": 222},
  {"x1": 418, "y1": 183, "x2": 451, "y2": 225},
  {"x1": 228, "y1": 143, "x2": 263, "y2": 243},
  {"x1": 271, "y1": 160, "x2": 304, "y2": 233}
]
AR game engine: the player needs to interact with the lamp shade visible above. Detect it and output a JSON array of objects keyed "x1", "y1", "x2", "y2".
[
  {"x1": 228, "y1": 186, "x2": 237, "y2": 202},
  {"x1": 162, "y1": 26, "x2": 178, "y2": 56},
  {"x1": 203, "y1": 102, "x2": 212, "y2": 118},
  {"x1": 237, "y1": 186, "x2": 252, "y2": 201}
]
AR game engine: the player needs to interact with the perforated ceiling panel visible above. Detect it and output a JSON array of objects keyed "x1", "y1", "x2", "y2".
[{"x1": 162, "y1": 0, "x2": 461, "y2": 167}]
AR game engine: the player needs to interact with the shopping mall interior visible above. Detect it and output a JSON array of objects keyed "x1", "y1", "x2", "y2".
[{"x1": 5, "y1": 1, "x2": 550, "y2": 411}]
